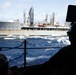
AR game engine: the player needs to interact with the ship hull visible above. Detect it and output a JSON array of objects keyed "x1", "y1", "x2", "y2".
[
  {"x1": 0, "y1": 21, "x2": 69, "y2": 36},
  {"x1": 0, "y1": 29, "x2": 68, "y2": 36}
]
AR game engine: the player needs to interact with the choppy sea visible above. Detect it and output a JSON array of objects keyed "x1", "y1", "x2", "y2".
[{"x1": 0, "y1": 35, "x2": 70, "y2": 68}]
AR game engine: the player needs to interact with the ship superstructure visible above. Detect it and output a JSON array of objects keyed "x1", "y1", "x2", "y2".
[{"x1": 0, "y1": 21, "x2": 22, "y2": 30}]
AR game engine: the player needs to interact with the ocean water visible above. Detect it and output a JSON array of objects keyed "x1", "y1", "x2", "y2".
[{"x1": 0, "y1": 35, "x2": 70, "y2": 68}]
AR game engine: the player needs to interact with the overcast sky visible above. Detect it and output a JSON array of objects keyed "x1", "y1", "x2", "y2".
[{"x1": 0, "y1": 0, "x2": 76, "y2": 25}]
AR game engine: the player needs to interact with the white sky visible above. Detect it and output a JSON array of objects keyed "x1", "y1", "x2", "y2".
[{"x1": 0, "y1": 0, "x2": 76, "y2": 25}]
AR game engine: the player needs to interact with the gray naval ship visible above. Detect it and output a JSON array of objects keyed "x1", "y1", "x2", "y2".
[{"x1": 0, "y1": 7, "x2": 69, "y2": 36}]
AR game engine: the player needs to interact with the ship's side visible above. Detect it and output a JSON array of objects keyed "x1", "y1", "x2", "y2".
[
  {"x1": 0, "y1": 21, "x2": 69, "y2": 36},
  {"x1": 21, "y1": 26, "x2": 69, "y2": 36}
]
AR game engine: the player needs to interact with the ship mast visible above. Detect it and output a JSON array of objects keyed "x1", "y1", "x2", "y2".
[
  {"x1": 23, "y1": 10, "x2": 26, "y2": 25},
  {"x1": 45, "y1": 13, "x2": 48, "y2": 26},
  {"x1": 50, "y1": 12, "x2": 55, "y2": 26},
  {"x1": 29, "y1": 7, "x2": 34, "y2": 27}
]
